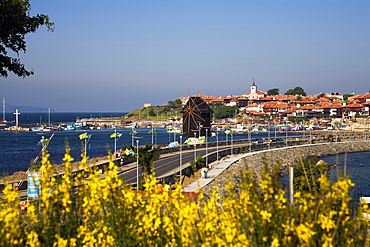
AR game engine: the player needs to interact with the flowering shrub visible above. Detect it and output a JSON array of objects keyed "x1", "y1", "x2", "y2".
[{"x1": 0, "y1": 151, "x2": 369, "y2": 246}]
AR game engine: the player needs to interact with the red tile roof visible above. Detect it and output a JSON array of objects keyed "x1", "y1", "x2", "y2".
[{"x1": 344, "y1": 103, "x2": 363, "y2": 108}]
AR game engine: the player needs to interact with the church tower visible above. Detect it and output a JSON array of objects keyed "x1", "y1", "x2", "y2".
[{"x1": 250, "y1": 78, "x2": 257, "y2": 94}]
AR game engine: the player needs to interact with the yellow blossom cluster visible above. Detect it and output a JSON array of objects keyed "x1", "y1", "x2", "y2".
[{"x1": 0, "y1": 152, "x2": 369, "y2": 246}]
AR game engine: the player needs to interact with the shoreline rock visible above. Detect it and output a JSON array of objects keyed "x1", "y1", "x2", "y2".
[{"x1": 201, "y1": 141, "x2": 370, "y2": 198}]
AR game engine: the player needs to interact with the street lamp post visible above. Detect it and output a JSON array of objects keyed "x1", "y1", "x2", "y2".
[
  {"x1": 216, "y1": 130, "x2": 219, "y2": 161},
  {"x1": 194, "y1": 132, "x2": 197, "y2": 162},
  {"x1": 230, "y1": 132, "x2": 233, "y2": 155},
  {"x1": 289, "y1": 166, "x2": 294, "y2": 205},
  {"x1": 285, "y1": 122, "x2": 288, "y2": 147},
  {"x1": 198, "y1": 122, "x2": 201, "y2": 140},
  {"x1": 205, "y1": 128, "x2": 208, "y2": 168},
  {"x1": 136, "y1": 139, "x2": 139, "y2": 190},
  {"x1": 113, "y1": 129, "x2": 117, "y2": 157},
  {"x1": 268, "y1": 123, "x2": 271, "y2": 149},
  {"x1": 225, "y1": 131, "x2": 228, "y2": 146},
  {"x1": 179, "y1": 135, "x2": 183, "y2": 180},
  {"x1": 364, "y1": 119, "x2": 367, "y2": 141},
  {"x1": 84, "y1": 137, "x2": 88, "y2": 157},
  {"x1": 248, "y1": 127, "x2": 251, "y2": 151},
  {"x1": 155, "y1": 129, "x2": 157, "y2": 146},
  {"x1": 151, "y1": 125, "x2": 154, "y2": 146}
]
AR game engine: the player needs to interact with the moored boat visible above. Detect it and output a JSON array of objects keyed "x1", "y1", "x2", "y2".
[
  {"x1": 0, "y1": 119, "x2": 11, "y2": 126},
  {"x1": 166, "y1": 126, "x2": 182, "y2": 133}
]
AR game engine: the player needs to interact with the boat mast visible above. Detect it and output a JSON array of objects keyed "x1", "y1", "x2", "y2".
[
  {"x1": 2, "y1": 97, "x2": 5, "y2": 120},
  {"x1": 48, "y1": 108, "x2": 51, "y2": 125}
]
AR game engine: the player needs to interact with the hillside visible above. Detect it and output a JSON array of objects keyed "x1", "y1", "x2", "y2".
[{"x1": 124, "y1": 106, "x2": 182, "y2": 122}]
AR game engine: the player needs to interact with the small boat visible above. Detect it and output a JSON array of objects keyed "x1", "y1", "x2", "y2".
[
  {"x1": 74, "y1": 123, "x2": 83, "y2": 130},
  {"x1": 65, "y1": 124, "x2": 75, "y2": 130},
  {"x1": 167, "y1": 126, "x2": 182, "y2": 133},
  {"x1": 31, "y1": 127, "x2": 43, "y2": 132},
  {"x1": 0, "y1": 119, "x2": 11, "y2": 126}
]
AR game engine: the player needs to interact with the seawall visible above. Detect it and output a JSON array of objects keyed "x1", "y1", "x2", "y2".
[{"x1": 201, "y1": 141, "x2": 370, "y2": 198}]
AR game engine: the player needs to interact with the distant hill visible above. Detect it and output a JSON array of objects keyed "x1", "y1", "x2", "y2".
[{"x1": 5, "y1": 104, "x2": 55, "y2": 113}]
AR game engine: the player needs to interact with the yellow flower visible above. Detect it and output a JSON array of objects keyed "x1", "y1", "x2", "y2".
[
  {"x1": 296, "y1": 223, "x2": 315, "y2": 243},
  {"x1": 271, "y1": 237, "x2": 280, "y2": 247},
  {"x1": 260, "y1": 210, "x2": 272, "y2": 223}
]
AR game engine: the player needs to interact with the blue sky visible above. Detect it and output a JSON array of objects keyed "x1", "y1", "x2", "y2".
[{"x1": 1, "y1": 0, "x2": 369, "y2": 112}]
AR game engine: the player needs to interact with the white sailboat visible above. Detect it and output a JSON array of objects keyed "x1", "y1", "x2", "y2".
[{"x1": 0, "y1": 97, "x2": 11, "y2": 126}]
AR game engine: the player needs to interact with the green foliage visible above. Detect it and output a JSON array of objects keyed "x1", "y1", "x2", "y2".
[
  {"x1": 267, "y1": 88, "x2": 280, "y2": 96},
  {"x1": 288, "y1": 116, "x2": 308, "y2": 123},
  {"x1": 293, "y1": 157, "x2": 331, "y2": 194},
  {"x1": 121, "y1": 144, "x2": 160, "y2": 176},
  {"x1": 0, "y1": 0, "x2": 54, "y2": 77},
  {"x1": 284, "y1": 86, "x2": 307, "y2": 96},
  {"x1": 343, "y1": 94, "x2": 353, "y2": 101},
  {"x1": 209, "y1": 103, "x2": 239, "y2": 119},
  {"x1": 124, "y1": 104, "x2": 182, "y2": 121},
  {"x1": 167, "y1": 99, "x2": 182, "y2": 109},
  {"x1": 147, "y1": 107, "x2": 156, "y2": 116},
  {"x1": 190, "y1": 155, "x2": 205, "y2": 170},
  {"x1": 316, "y1": 93, "x2": 325, "y2": 99},
  {"x1": 174, "y1": 98, "x2": 182, "y2": 106}
]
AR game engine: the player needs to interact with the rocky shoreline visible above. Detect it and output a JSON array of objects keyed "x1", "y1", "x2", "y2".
[{"x1": 201, "y1": 141, "x2": 370, "y2": 198}]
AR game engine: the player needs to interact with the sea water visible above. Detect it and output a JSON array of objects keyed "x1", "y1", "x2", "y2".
[
  {"x1": 1, "y1": 112, "x2": 369, "y2": 199},
  {"x1": 0, "y1": 112, "x2": 302, "y2": 176},
  {"x1": 321, "y1": 152, "x2": 370, "y2": 201}
]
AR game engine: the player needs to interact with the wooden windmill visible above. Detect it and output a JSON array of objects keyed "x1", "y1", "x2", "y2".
[{"x1": 182, "y1": 97, "x2": 214, "y2": 137}]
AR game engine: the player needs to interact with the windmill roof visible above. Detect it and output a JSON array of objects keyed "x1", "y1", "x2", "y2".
[{"x1": 182, "y1": 97, "x2": 214, "y2": 113}]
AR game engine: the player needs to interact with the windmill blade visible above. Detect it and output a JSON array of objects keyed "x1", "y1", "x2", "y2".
[
  {"x1": 193, "y1": 100, "x2": 207, "y2": 112},
  {"x1": 191, "y1": 111, "x2": 205, "y2": 121}
]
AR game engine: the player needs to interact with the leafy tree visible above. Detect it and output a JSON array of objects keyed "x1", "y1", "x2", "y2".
[
  {"x1": 0, "y1": 0, "x2": 54, "y2": 78},
  {"x1": 168, "y1": 99, "x2": 182, "y2": 109},
  {"x1": 284, "y1": 89, "x2": 295, "y2": 95},
  {"x1": 209, "y1": 104, "x2": 239, "y2": 119},
  {"x1": 122, "y1": 144, "x2": 161, "y2": 176},
  {"x1": 148, "y1": 107, "x2": 156, "y2": 117},
  {"x1": 267, "y1": 88, "x2": 279, "y2": 96},
  {"x1": 284, "y1": 86, "x2": 306, "y2": 96},
  {"x1": 343, "y1": 94, "x2": 353, "y2": 101}
]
